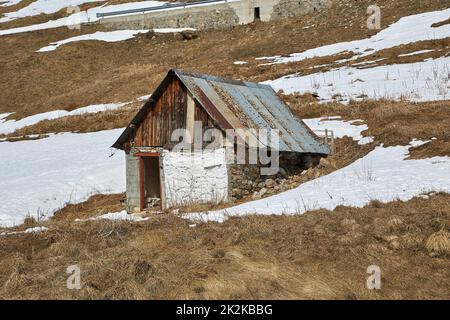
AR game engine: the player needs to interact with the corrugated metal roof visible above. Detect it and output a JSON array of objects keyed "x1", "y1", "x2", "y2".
[
  {"x1": 113, "y1": 69, "x2": 330, "y2": 155},
  {"x1": 174, "y1": 69, "x2": 330, "y2": 154}
]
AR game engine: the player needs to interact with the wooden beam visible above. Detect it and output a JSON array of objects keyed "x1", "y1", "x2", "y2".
[{"x1": 186, "y1": 93, "x2": 195, "y2": 144}]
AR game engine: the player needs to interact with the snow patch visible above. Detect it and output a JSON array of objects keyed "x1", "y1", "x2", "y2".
[
  {"x1": 0, "y1": 129, "x2": 125, "y2": 227},
  {"x1": 0, "y1": 0, "x2": 105, "y2": 23},
  {"x1": 304, "y1": 117, "x2": 374, "y2": 145},
  {"x1": 398, "y1": 49, "x2": 435, "y2": 57},
  {"x1": 1, "y1": 226, "x2": 49, "y2": 236},
  {"x1": 75, "y1": 210, "x2": 150, "y2": 222},
  {"x1": 0, "y1": 0, "x2": 22, "y2": 7},
  {"x1": 266, "y1": 57, "x2": 450, "y2": 102},
  {"x1": 37, "y1": 28, "x2": 196, "y2": 52},
  {"x1": 0, "y1": 1, "x2": 167, "y2": 36},
  {"x1": 153, "y1": 27, "x2": 196, "y2": 33},
  {"x1": 37, "y1": 30, "x2": 149, "y2": 52},
  {"x1": 186, "y1": 140, "x2": 450, "y2": 223},
  {"x1": 0, "y1": 113, "x2": 13, "y2": 123},
  {"x1": 259, "y1": 8, "x2": 450, "y2": 65},
  {"x1": 138, "y1": 94, "x2": 152, "y2": 101}
]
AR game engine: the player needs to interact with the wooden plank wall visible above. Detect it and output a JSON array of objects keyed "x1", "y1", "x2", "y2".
[
  {"x1": 195, "y1": 102, "x2": 216, "y2": 134},
  {"x1": 133, "y1": 76, "x2": 218, "y2": 147},
  {"x1": 134, "y1": 77, "x2": 187, "y2": 147}
]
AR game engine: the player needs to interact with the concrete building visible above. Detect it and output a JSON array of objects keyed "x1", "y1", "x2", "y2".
[
  {"x1": 99, "y1": 0, "x2": 332, "y2": 30},
  {"x1": 112, "y1": 69, "x2": 331, "y2": 212}
]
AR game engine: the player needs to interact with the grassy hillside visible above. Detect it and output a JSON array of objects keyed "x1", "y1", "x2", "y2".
[
  {"x1": 0, "y1": 0, "x2": 449, "y2": 300},
  {"x1": 1, "y1": 193, "x2": 449, "y2": 299},
  {"x1": 0, "y1": 0, "x2": 448, "y2": 118}
]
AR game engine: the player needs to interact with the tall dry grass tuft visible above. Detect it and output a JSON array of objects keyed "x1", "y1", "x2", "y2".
[{"x1": 425, "y1": 230, "x2": 450, "y2": 256}]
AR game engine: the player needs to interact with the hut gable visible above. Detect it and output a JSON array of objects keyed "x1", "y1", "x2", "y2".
[{"x1": 134, "y1": 76, "x2": 187, "y2": 148}]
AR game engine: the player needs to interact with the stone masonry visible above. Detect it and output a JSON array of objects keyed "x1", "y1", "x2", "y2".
[{"x1": 100, "y1": 0, "x2": 332, "y2": 30}]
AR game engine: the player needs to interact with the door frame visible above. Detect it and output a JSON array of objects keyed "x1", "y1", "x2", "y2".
[{"x1": 135, "y1": 152, "x2": 162, "y2": 211}]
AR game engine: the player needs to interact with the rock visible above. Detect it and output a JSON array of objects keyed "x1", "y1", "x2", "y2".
[
  {"x1": 251, "y1": 192, "x2": 261, "y2": 200},
  {"x1": 319, "y1": 157, "x2": 331, "y2": 167},
  {"x1": 303, "y1": 155, "x2": 319, "y2": 168},
  {"x1": 265, "y1": 179, "x2": 276, "y2": 188},
  {"x1": 232, "y1": 188, "x2": 242, "y2": 196},
  {"x1": 314, "y1": 170, "x2": 321, "y2": 178},
  {"x1": 259, "y1": 188, "x2": 268, "y2": 196},
  {"x1": 144, "y1": 30, "x2": 156, "y2": 39},
  {"x1": 180, "y1": 30, "x2": 198, "y2": 40},
  {"x1": 292, "y1": 175, "x2": 301, "y2": 182}
]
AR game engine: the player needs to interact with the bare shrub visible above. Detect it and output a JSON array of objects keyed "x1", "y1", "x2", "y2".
[{"x1": 425, "y1": 230, "x2": 450, "y2": 256}]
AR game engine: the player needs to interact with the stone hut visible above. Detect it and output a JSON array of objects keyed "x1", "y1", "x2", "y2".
[{"x1": 112, "y1": 69, "x2": 330, "y2": 212}]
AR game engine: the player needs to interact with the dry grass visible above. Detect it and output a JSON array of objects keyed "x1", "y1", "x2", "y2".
[
  {"x1": 286, "y1": 99, "x2": 450, "y2": 159},
  {"x1": 52, "y1": 193, "x2": 126, "y2": 222},
  {"x1": 0, "y1": 2, "x2": 103, "y2": 30},
  {"x1": 1, "y1": 103, "x2": 140, "y2": 139},
  {"x1": 253, "y1": 38, "x2": 450, "y2": 82},
  {"x1": 431, "y1": 17, "x2": 450, "y2": 28},
  {"x1": 0, "y1": 193, "x2": 449, "y2": 299},
  {"x1": 425, "y1": 230, "x2": 450, "y2": 257},
  {"x1": 0, "y1": 0, "x2": 448, "y2": 119}
]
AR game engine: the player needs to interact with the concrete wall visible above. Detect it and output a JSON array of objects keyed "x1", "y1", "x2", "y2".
[
  {"x1": 161, "y1": 148, "x2": 229, "y2": 208},
  {"x1": 125, "y1": 150, "x2": 141, "y2": 213},
  {"x1": 100, "y1": 0, "x2": 332, "y2": 30}
]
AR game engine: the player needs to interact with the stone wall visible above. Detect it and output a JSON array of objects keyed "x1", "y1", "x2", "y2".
[
  {"x1": 104, "y1": 6, "x2": 240, "y2": 30},
  {"x1": 271, "y1": 0, "x2": 332, "y2": 19},
  {"x1": 229, "y1": 152, "x2": 323, "y2": 200},
  {"x1": 100, "y1": 0, "x2": 333, "y2": 30}
]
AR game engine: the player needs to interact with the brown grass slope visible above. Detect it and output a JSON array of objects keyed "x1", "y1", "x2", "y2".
[
  {"x1": 0, "y1": 193, "x2": 449, "y2": 299},
  {"x1": 0, "y1": 0, "x2": 448, "y2": 119}
]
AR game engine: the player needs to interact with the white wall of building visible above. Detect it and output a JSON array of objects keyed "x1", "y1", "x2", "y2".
[{"x1": 161, "y1": 148, "x2": 229, "y2": 208}]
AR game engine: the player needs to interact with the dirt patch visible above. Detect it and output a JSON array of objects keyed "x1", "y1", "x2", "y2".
[{"x1": 0, "y1": 193, "x2": 449, "y2": 299}]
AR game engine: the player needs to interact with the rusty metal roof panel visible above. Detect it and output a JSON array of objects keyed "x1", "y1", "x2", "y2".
[{"x1": 174, "y1": 69, "x2": 330, "y2": 154}]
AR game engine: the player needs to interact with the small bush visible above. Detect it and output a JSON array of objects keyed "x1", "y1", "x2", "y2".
[{"x1": 425, "y1": 230, "x2": 450, "y2": 256}]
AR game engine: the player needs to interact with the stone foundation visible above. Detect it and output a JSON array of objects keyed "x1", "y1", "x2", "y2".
[{"x1": 229, "y1": 152, "x2": 323, "y2": 200}]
